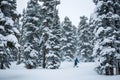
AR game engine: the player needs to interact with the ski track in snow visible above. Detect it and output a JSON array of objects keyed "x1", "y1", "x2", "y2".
[{"x1": 0, "y1": 62, "x2": 119, "y2": 80}]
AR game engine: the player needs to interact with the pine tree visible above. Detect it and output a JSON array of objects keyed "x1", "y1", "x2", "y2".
[
  {"x1": 0, "y1": 0, "x2": 20, "y2": 69},
  {"x1": 38, "y1": 0, "x2": 61, "y2": 69},
  {"x1": 77, "y1": 16, "x2": 93, "y2": 62},
  {"x1": 21, "y1": 0, "x2": 42, "y2": 69},
  {"x1": 92, "y1": 0, "x2": 120, "y2": 75},
  {"x1": 61, "y1": 17, "x2": 77, "y2": 61}
]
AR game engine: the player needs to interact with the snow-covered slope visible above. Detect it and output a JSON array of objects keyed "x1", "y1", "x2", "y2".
[{"x1": 0, "y1": 62, "x2": 119, "y2": 80}]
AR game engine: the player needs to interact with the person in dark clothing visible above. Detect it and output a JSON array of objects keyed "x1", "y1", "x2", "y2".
[{"x1": 74, "y1": 58, "x2": 79, "y2": 67}]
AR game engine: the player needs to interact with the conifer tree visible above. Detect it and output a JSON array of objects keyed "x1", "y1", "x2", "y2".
[
  {"x1": 92, "y1": 0, "x2": 120, "y2": 75},
  {"x1": 61, "y1": 17, "x2": 77, "y2": 61},
  {"x1": 77, "y1": 16, "x2": 93, "y2": 62},
  {"x1": 39, "y1": 0, "x2": 61, "y2": 69},
  {"x1": 0, "y1": 0, "x2": 20, "y2": 69},
  {"x1": 21, "y1": 0, "x2": 42, "y2": 69}
]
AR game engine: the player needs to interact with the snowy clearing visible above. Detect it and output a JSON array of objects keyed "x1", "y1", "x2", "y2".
[{"x1": 0, "y1": 62, "x2": 119, "y2": 80}]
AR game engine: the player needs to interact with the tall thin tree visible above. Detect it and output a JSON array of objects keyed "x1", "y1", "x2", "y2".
[
  {"x1": 0, "y1": 0, "x2": 20, "y2": 69},
  {"x1": 39, "y1": 0, "x2": 61, "y2": 69},
  {"x1": 21, "y1": 0, "x2": 42, "y2": 69}
]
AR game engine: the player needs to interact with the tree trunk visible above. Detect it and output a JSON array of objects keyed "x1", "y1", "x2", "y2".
[
  {"x1": 17, "y1": 49, "x2": 21, "y2": 64},
  {"x1": 105, "y1": 67, "x2": 109, "y2": 75},
  {"x1": 118, "y1": 62, "x2": 120, "y2": 75},
  {"x1": 110, "y1": 67, "x2": 114, "y2": 75},
  {"x1": 43, "y1": 48, "x2": 46, "y2": 68},
  {"x1": 0, "y1": 61, "x2": 4, "y2": 69}
]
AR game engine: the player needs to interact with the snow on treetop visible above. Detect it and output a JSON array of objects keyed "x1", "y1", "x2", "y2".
[
  {"x1": 97, "y1": 1, "x2": 103, "y2": 6},
  {"x1": 96, "y1": 1, "x2": 103, "y2": 11},
  {"x1": 1, "y1": 1, "x2": 9, "y2": 5}
]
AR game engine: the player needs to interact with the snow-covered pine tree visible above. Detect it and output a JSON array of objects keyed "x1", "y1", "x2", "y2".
[
  {"x1": 13, "y1": 15, "x2": 21, "y2": 63},
  {"x1": 38, "y1": 0, "x2": 61, "y2": 69},
  {"x1": 61, "y1": 17, "x2": 77, "y2": 61},
  {"x1": 45, "y1": 10, "x2": 62, "y2": 69},
  {"x1": 77, "y1": 16, "x2": 93, "y2": 62},
  {"x1": 21, "y1": 0, "x2": 42, "y2": 69},
  {"x1": 72, "y1": 25, "x2": 77, "y2": 59},
  {"x1": 0, "y1": 0, "x2": 20, "y2": 69},
  {"x1": 92, "y1": 0, "x2": 120, "y2": 75}
]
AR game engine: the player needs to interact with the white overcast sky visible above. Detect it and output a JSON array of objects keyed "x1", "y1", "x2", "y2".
[{"x1": 17, "y1": 0, "x2": 95, "y2": 26}]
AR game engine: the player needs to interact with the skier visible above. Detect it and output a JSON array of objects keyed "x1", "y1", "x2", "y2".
[{"x1": 74, "y1": 58, "x2": 79, "y2": 68}]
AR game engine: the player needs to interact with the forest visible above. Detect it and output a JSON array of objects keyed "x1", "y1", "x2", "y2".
[{"x1": 0, "y1": 0, "x2": 120, "y2": 79}]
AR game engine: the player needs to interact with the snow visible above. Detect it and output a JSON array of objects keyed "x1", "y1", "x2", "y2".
[
  {"x1": 24, "y1": 45, "x2": 31, "y2": 52},
  {"x1": 103, "y1": 38, "x2": 111, "y2": 43},
  {"x1": 96, "y1": 1, "x2": 103, "y2": 9},
  {"x1": 0, "y1": 9, "x2": 4, "y2": 18},
  {"x1": 90, "y1": 11, "x2": 98, "y2": 22},
  {"x1": 46, "y1": 53, "x2": 57, "y2": 57},
  {"x1": 30, "y1": 49, "x2": 38, "y2": 57},
  {"x1": 45, "y1": 42, "x2": 51, "y2": 49},
  {"x1": 93, "y1": 41, "x2": 100, "y2": 56},
  {"x1": 100, "y1": 47, "x2": 116, "y2": 55},
  {"x1": 12, "y1": 28, "x2": 20, "y2": 34},
  {"x1": 1, "y1": 1, "x2": 9, "y2": 5},
  {"x1": 0, "y1": 26, "x2": 5, "y2": 31},
  {"x1": 115, "y1": 54, "x2": 120, "y2": 59},
  {"x1": 54, "y1": 45, "x2": 60, "y2": 48},
  {"x1": 32, "y1": 17, "x2": 39, "y2": 21},
  {"x1": 5, "y1": 34, "x2": 18, "y2": 43},
  {"x1": 95, "y1": 26, "x2": 112, "y2": 37},
  {"x1": 95, "y1": 27, "x2": 104, "y2": 37},
  {"x1": 60, "y1": 37, "x2": 67, "y2": 41},
  {"x1": 67, "y1": 43, "x2": 72, "y2": 47},
  {"x1": 112, "y1": 14, "x2": 120, "y2": 20},
  {"x1": 0, "y1": 34, "x2": 5, "y2": 41},
  {"x1": 13, "y1": 10, "x2": 19, "y2": 15},
  {"x1": 5, "y1": 17, "x2": 14, "y2": 26},
  {"x1": 5, "y1": 34, "x2": 20, "y2": 49},
  {"x1": 0, "y1": 62, "x2": 119, "y2": 80},
  {"x1": 83, "y1": 42, "x2": 90, "y2": 45},
  {"x1": 0, "y1": 34, "x2": 20, "y2": 49}
]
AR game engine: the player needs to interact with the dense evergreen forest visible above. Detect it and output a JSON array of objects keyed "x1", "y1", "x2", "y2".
[{"x1": 0, "y1": 0, "x2": 120, "y2": 75}]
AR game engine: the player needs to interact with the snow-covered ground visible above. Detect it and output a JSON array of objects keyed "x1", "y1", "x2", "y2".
[{"x1": 0, "y1": 62, "x2": 119, "y2": 80}]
